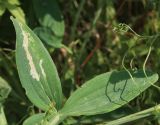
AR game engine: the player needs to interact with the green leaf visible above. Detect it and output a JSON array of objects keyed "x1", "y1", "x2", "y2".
[
  {"x1": 34, "y1": 27, "x2": 63, "y2": 48},
  {"x1": 23, "y1": 113, "x2": 46, "y2": 125},
  {"x1": 0, "y1": 106, "x2": 8, "y2": 125},
  {"x1": 7, "y1": 0, "x2": 20, "y2": 5},
  {"x1": 23, "y1": 109, "x2": 58, "y2": 125},
  {"x1": 0, "y1": 77, "x2": 11, "y2": 103},
  {"x1": 11, "y1": 17, "x2": 63, "y2": 111},
  {"x1": 60, "y1": 70, "x2": 158, "y2": 116},
  {"x1": 32, "y1": 0, "x2": 65, "y2": 46},
  {"x1": 7, "y1": 4, "x2": 25, "y2": 23},
  {"x1": 0, "y1": 5, "x2": 5, "y2": 16}
]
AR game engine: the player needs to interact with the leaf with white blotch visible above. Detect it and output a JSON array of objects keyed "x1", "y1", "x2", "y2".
[
  {"x1": 60, "y1": 70, "x2": 158, "y2": 116},
  {"x1": 11, "y1": 17, "x2": 63, "y2": 111}
]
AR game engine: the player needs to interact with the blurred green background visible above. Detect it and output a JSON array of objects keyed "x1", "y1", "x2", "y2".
[{"x1": 0, "y1": 0, "x2": 160, "y2": 124}]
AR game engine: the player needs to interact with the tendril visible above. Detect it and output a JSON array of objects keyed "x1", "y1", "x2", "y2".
[
  {"x1": 143, "y1": 35, "x2": 160, "y2": 90},
  {"x1": 122, "y1": 51, "x2": 141, "y2": 93}
]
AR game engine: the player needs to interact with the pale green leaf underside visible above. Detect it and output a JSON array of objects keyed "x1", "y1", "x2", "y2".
[
  {"x1": 11, "y1": 17, "x2": 63, "y2": 111},
  {"x1": 23, "y1": 113, "x2": 45, "y2": 125},
  {"x1": 60, "y1": 70, "x2": 158, "y2": 116}
]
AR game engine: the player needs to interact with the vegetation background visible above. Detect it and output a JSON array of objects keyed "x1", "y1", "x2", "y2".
[{"x1": 0, "y1": 0, "x2": 160, "y2": 124}]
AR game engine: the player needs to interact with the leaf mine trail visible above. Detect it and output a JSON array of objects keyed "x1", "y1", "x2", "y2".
[{"x1": 19, "y1": 23, "x2": 40, "y2": 81}]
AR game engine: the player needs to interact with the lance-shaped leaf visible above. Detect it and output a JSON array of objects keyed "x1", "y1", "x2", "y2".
[
  {"x1": 60, "y1": 70, "x2": 158, "y2": 116},
  {"x1": 11, "y1": 17, "x2": 63, "y2": 111}
]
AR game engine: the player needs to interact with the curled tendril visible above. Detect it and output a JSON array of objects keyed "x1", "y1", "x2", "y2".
[
  {"x1": 122, "y1": 51, "x2": 142, "y2": 93},
  {"x1": 113, "y1": 23, "x2": 155, "y2": 39},
  {"x1": 143, "y1": 35, "x2": 160, "y2": 90},
  {"x1": 117, "y1": 23, "x2": 160, "y2": 91},
  {"x1": 113, "y1": 23, "x2": 129, "y2": 33}
]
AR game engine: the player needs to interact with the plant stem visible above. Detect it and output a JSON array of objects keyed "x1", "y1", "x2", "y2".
[
  {"x1": 104, "y1": 104, "x2": 160, "y2": 125},
  {"x1": 70, "y1": 0, "x2": 85, "y2": 41},
  {"x1": 78, "y1": 0, "x2": 103, "y2": 63}
]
